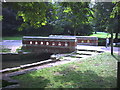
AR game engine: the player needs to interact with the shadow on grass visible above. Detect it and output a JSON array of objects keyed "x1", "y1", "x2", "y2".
[
  {"x1": 53, "y1": 67, "x2": 117, "y2": 88},
  {"x1": 12, "y1": 68, "x2": 117, "y2": 88},
  {"x1": 112, "y1": 54, "x2": 120, "y2": 61},
  {"x1": 12, "y1": 75, "x2": 50, "y2": 88}
]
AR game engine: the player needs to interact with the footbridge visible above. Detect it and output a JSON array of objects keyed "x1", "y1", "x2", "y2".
[
  {"x1": 22, "y1": 36, "x2": 98, "y2": 54},
  {"x1": 22, "y1": 36, "x2": 77, "y2": 54}
]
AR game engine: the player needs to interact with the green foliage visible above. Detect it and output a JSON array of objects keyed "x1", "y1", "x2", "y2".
[
  {"x1": 93, "y1": 2, "x2": 119, "y2": 39},
  {"x1": 110, "y1": 2, "x2": 120, "y2": 18},
  {"x1": 0, "y1": 15, "x2": 3, "y2": 21},
  {"x1": 3, "y1": 2, "x2": 55, "y2": 30},
  {"x1": 52, "y1": 25, "x2": 64, "y2": 34},
  {"x1": 3, "y1": 2, "x2": 95, "y2": 36},
  {"x1": 51, "y1": 2, "x2": 94, "y2": 35}
]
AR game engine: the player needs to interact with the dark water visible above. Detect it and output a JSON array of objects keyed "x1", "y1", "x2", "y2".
[{"x1": 2, "y1": 53, "x2": 52, "y2": 69}]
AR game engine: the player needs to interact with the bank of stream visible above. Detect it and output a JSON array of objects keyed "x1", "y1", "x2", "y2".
[{"x1": 2, "y1": 53, "x2": 52, "y2": 69}]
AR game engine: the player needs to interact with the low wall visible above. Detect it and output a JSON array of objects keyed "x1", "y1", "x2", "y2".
[
  {"x1": 76, "y1": 36, "x2": 98, "y2": 46},
  {"x1": 22, "y1": 36, "x2": 77, "y2": 54},
  {"x1": 49, "y1": 35, "x2": 98, "y2": 46},
  {"x1": 2, "y1": 53, "x2": 52, "y2": 69}
]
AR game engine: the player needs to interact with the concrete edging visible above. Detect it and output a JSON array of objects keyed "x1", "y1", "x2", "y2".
[{"x1": 1, "y1": 59, "x2": 56, "y2": 73}]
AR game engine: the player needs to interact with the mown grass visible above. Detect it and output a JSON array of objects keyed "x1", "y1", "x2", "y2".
[
  {"x1": 2, "y1": 36, "x2": 47, "y2": 40},
  {"x1": 2, "y1": 36, "x2": 23, "y2": 40},
  {"x1": 12, "y1": 53, "x2": 118, "y2": 88},
  {"x1": 90, "y1": 32, "x2": 120, "y2": 38},
  {"x1": 1, "y1": 32, "x2": 120, "y2": 40}
]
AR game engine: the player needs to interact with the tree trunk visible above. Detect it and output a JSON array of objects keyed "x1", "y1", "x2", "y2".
[
  {"x1": 74, "y1": 29, "x2": 76, "y2": 36},
  {"x1": 115, "y1": 32, "x2": 118, "y2": 39},
  {"x1": 111, "y1": 29, "x2": 113, "y2": 55},
  {"x1": 95, "y1": 30, "x2": 97, "y2": 34},
  {"x1": 115, "y1": 32, "x2": 118, "y2": 43}
]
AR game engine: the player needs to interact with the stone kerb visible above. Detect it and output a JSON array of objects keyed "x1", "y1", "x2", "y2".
[{"x1": 22, "y1": 36, "x2": 77, "y2": 54}]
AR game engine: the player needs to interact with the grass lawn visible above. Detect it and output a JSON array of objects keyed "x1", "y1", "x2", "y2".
[
  {"x1": 1, "y1": 32, "x2": 120, "y2": 40},
  {"x1": 90, "y1": 32, "x2": 120, "y2": 38},
  {"x1": 2, "y1": 36, "x2": 23, "y2": 40},
  {"x1": 12, "y1": 53, "x2": 118, "y2": 88},
  {"x1": 2, "y1": 36, "x2": 48, "y2": 40}
]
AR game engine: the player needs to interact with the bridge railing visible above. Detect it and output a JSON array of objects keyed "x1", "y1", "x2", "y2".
[
  {"x1": 22, "y1": 36, "x2": 77, "y2": 53},
  {"x1": 76, "y1": 36, "x2": 98, "y2": 46},
  {"x1": 49, "y1": 35, "x2": 98, "y2": 46}
]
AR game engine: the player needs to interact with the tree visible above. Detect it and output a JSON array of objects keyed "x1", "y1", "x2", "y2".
[
  {"x1": 2, "y1": 6, "x2": 23, "y2": 36},
  {"x1": 3, "y1": 2, "x2": 55, "y2": 30},
  {"x1": 3, "y1": 2, "x2": 94, "y2": 36},
  {"x1": 93, "y1": 2, "x2": 119, "y2": 55},
  {"x1": 60, "y1": 2, "x2": 94, "y2": 36},
  {"x1": 50, "y1": 2, "x2": 94, "y2": 36}
]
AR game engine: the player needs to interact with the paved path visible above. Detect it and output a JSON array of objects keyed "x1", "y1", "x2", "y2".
[
  {"x1": 77, "y1": 45, "x2": 120, "y2": 54},
  {"x1": 0, "y1": 40, "x2": 22, "y2": 53}
]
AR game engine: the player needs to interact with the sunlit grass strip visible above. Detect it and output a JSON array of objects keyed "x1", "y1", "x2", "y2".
[
  {"x1": 2, "y1": 36, "x2": 23, "y2": 40},
  {"x1": 12, "y1": 52, "x2": 118, "y2": 88},
  {"x1": 90, "y1": 32, "x2": 120, "y2": 38}
]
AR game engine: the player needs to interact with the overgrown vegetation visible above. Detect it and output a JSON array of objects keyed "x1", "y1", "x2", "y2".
[{"x1": 12, "y1": 53, "x2": 118, "y2": 88}]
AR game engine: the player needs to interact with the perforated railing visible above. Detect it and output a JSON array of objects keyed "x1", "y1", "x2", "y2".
[
  {"x1": 49, "y1": 35, "x2": 98, "y2": 46},
  {"x1": 76, "y1": 36, "x2": 98, "y2": 46},
  {"x1": 22, "y1": 36, "x2": 77, "y2": 53}
]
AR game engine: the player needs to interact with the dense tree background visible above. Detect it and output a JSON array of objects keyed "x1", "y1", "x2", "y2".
[
  {"x1": 93, "y1": 2, "x2": 119, "y2": 39},
  {"x1": 2, "y1": 2, "x2": 94, "y2": 36},
  {"x1": 2, "y1": 2, "x2": 119, "y2": 38}
]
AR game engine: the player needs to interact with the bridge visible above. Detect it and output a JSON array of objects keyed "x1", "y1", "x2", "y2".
[
  {"x1": 22, "y1": 36, "x2": 77, "y2": 54},
  {"x1": 22, "y1": 36, "x2": 98, "y2": 54}
]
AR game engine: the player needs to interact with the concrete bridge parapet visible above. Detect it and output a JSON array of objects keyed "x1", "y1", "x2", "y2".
[
  {"x1": 22, "y1": 36, "x2": 77, "y2": 54},
  {"x1": 76, "y1": 36, "x2": 98, "y2": 46},
  {"x1": 49, "y1": 35, "x2": 98, "y2": 46}
]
